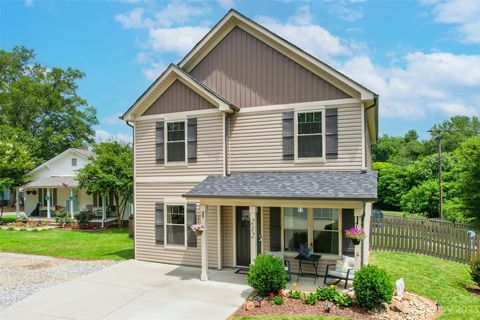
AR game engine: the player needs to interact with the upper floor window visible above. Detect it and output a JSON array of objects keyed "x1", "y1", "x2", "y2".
[
  {"x1": 296, "y1": 111, "x2": 323, "y2": 158},
  {"x1": 72, "y1": 158, "x2": 77, "y2": 166},
  {"x1": 166, "y1": 121, "x2": 186, "y2": 163}
]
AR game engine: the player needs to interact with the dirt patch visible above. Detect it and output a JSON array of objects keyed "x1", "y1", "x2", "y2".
[
  {"x1": 466, "y1": 285, "x2": 480, "y2": 296},
  {"x1": 233, "y1": 291, "x2": 440, "y2": 320},
  {"x1": 21, "y1": 262, "x2": 56, "y2": 270}
]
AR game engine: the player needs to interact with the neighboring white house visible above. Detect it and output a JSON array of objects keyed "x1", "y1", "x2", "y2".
[{"x1": 17, "y1": 148, "x2": 130, "y2": 226}]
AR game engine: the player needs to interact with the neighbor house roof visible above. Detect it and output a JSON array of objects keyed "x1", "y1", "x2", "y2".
[
  {"x1": 23, "y1": 176, "x2": 78, "y2": 188},
  {"x1": 28, "y1": 148, "x2": 94, "y2": 176},
  {"x1": 184, "y1": 171, "x2": 378, "y2": 201}
]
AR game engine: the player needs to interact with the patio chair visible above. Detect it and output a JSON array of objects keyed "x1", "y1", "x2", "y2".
[
  {"x1": 324, "y1": 255, "x2": 356, "y2": 289},
  {"x1": 265, "y1": 251, "x2": 291, "y2": 281}
]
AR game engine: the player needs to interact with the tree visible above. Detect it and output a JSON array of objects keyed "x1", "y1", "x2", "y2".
[
  {"x1": 400, "y1": 179, "x2": 439, "y2": 218},
  {"x1": 453, "y1": 137, "x2": 480, "y2": 222},
  {"x1": 77, "y1": 142, "x2": 133, "y2": 227},
  {"x1": 0, "y1": 133, "x2": 35, "y2": 216},
  {"x1": 0, "y1": 46, "x2": 98, "y2": 163},
  {"x1": 427, "y1": 116, "x2": 480, "y2": 153}
]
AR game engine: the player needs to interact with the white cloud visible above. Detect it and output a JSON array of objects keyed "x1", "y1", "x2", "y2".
[
  {"x1": 115, "y1": 8, "x2": 149, "y2": 29},
  {"x1": 218, "y1": 0, "x2": 234, "y2": 9},
  {"x1": 142, "y1": 61, "x2": 167, "y2": 81},
  {"x1": 148, "y1": 26, "x2": 210, "y2": 55},
  {"x1": 24, "y1": 0, "x2": 33, "y2": 6},
  {"x1": 101, "y1": 113, "x2": 123, "y2": 126},
  {"x1": 341, "y1": 52, "x2": 480, "y2": 119},
  {"x1": 95, "y1": 130, "x2": 132, "y2": 143},
  {"x1": 153, "y1": 2, "x2": 209, "y2": 28},
  {"x1": 426, "y1": 0, "x2": 480, "y2": 44},
  {"x1": 288, "y1": 5, "x2": 313, "y2": 25}
]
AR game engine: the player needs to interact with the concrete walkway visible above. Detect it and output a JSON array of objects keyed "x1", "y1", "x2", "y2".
[{"x1": 0, "y1": 260, "x2": 251, "y2": 320}]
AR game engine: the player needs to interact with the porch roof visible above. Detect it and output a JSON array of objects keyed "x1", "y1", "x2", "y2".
[
  {"x1": 184, "y1": 171, "x2": 377, "y2": 201},
  {"x1": 23, "y1": 176, "x2": 79, "y2": 188}
]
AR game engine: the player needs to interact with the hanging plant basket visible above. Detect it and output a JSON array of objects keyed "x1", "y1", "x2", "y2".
[
  {"x1": 191, "y1": 223, "x2": 205, "y2": 236},
  {"x1": 351, "y1": 238, "x2": 361, "y2": 245}
]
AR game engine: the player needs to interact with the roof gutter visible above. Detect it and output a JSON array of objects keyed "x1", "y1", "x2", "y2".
[{"x1": 364, "y1": 94, "x2": 379, "y2": 142}]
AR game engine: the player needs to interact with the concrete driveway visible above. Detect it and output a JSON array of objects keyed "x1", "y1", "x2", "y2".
[{"x1": 0, "y1": 260, "x2": 251, "y2": 320}]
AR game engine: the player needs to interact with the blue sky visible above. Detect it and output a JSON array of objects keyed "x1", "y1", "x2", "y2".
[{"x1": 1, "y1": 0, "x2": 479, "y2": 142}]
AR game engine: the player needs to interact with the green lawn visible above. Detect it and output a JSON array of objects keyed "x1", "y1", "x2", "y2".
[
  {"x1": 0, "y1": 228, "x2": 133, "y2": 260},
  {"x1": 371, "y1": 252, "x2": 480, "y2": 320}
]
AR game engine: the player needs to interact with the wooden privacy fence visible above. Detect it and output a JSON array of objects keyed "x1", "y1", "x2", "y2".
[{"x1": 370, "y1": 215, "x2": 480, "y2": 263}]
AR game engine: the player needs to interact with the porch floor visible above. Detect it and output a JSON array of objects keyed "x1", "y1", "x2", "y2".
[{"x1": 213, "y1": 268, "x2": 353, "y2": 293}]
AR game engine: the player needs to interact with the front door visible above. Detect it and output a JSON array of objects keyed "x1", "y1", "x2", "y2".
[{"x1": 236, "y1": 206, "x2": 251, "y2": 266}]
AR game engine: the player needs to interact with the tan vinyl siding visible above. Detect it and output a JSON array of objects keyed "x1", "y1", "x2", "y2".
[
  {"x1": 191, "y1": 27, "x2": 350, "y2": 108},
  {"x1": 135, "y1": 112, "x2": 224, "y2": 177},
  {"x1": 142, "y1": 80, "x2": 215, "y2": 116},
  {"x1": 229, "y1": 105, "x2": 363, "y2": 171},
  {"x1": 221, "y1": 206, "x2": 234, "y2": 267},
  {"x1": 262, "y1": 207, "x2": 270, "y2": 253},
  {"x1": 135, "y1": 182, "x2": 201, "y2": 266},
  {"x1": 207, "y1": 205, "x2": 219, "y2": 268}
]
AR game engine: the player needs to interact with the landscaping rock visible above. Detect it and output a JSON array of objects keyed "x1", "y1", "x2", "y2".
[
  {"x1": 390, "y1": 300, "x2": 409, "y2": 313},
  {"x1": 245, "y1": 301, "x2": 255, "y2": 311}
]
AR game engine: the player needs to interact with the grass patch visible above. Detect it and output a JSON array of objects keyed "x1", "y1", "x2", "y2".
[
  {"x1": 370, "y1": 252, "x2": 480, "y2": 320},
  {"x1": 0, "y1": 228, "x2": 133, "y2": 260}
]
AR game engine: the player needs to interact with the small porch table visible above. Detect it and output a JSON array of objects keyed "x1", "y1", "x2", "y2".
[{"x1": 295, "y1": 254, "x2": 322, "y2": 284}]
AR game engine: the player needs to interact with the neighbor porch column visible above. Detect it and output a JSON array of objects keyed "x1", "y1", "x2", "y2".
[
  {"x1": 354, "y1": 207, "x2": 363, "y2": 269},
  {"x1": 15, "y1": 188, "x2": 20, "y2": 219},
  {"x1": 70, "y1": 189, "x2": 74, "y2": 219},
  {"x1": 102, "y1": 194, "x2": 106, "y2": 229},
  {"x1": 200, "y1": 205, "x2": 208, "y2": 281},
  {"x1": 46, "y1": 188, "x2": 51, "y2": 219},
  {"x1": 249, "y1": 206, "x2": 257, "y2": 265}
]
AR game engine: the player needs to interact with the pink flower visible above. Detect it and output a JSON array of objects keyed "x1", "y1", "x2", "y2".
[
  {"x1": 278, "y1": 290, "x2": 286, "y2": 297},
  {"x1": 268, "y1": 292, "x2": 275, "y2": 297}
]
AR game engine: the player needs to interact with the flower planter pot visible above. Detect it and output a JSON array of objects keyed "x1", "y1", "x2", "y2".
[
  {"x1": 351, "y1": 238, "x2": 361, "y2": 245},
  {"x1": 194, "y1": 230, "x2": 204, "y2": 236}
]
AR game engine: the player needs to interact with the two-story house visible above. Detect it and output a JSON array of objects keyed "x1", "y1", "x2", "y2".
[{"x1": 122, "y1": 9, "x2": 378, "y2": 281}]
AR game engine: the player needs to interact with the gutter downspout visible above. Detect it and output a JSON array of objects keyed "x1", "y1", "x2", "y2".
[{"x1": 224, "y1": 108, "x2": 236, "y2": 176}]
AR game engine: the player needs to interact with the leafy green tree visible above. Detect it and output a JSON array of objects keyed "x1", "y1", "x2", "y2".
[
  {"x1": 77, "y1": 142, "x2": 133, "y2": 227},
  {"x1": 426, "y1": 116, "x2": 480, "y2": 153},
  {"x1": 372, "y1": 135, "x2": 404, "y2": 163},
  {"x1": 400, "y1": 179, "x2": 439, "y2": 218},
  {"x1": 373, "y1": 162, "x2": 410, "y2": 211},
  {"x1": 0, "y1": 134, "x2": 35, "y2": 216},
  {"x1": 0, "y1": 46, "x2": 98, "y2": 163},
  {"x1": 452, "y1": 138, "x2": 480, "y2": 222}
]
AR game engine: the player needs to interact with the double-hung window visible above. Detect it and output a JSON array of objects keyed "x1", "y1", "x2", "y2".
[
  {"x1": 283, "y1": 207, "x2": 340, "y2": 256},
  {"x1": 166, "y1": 204, "x2": 186, "y2": 246},
  {"x1": 166, "y1": 121, "x2": 186, "y2": 163},
  {"x1": 296, "y1": 111, "x2": 323, "y2": 159}
]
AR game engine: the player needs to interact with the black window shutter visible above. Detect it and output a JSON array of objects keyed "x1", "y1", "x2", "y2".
[
  {"x1": 269, "y1": 207, "x2": 281, "y2": 251},
  {"x1": 155, "y1": 202, "x2": 164, "y2": 245},
  {"x1": 282, "y1": 112, "x2": 294, "y2": 160},
  {"x1": 342, "y1": 209, "x2": 355, "y2": 256},
  {"x1": 325, "y1": 108, "x2": 338, "y2": 159},
  {"x1": 186, "y1": 202, "x2": 197, "y2": 247},
  {"x1": 155, "y1": 121, "x2": 165, "y2": 164},
  {"x1": 187, "y1": 118, "x2": 197, "y2": 163}
]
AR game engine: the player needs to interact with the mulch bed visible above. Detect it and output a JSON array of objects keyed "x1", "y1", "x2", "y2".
[{"x1": 233, "y1": 291, "x2": 441, "y2": 320}]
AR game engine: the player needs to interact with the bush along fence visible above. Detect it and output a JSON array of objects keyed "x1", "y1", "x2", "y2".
[{"x1": 370, "y1": 215, "x2": 480, "y2": 263}]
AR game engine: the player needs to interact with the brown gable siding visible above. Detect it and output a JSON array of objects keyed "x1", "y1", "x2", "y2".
[
  {"x1": 142, "y1": 79, "x2": 215, "y2": 116},
  {"x1": 190, "y1": 27, "x2": 350, "y2": 108}
]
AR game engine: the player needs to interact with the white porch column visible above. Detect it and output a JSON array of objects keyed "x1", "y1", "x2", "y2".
[
  {"x1": 102, "y1": 194, "x2": 106, "y2": 229},
  {"x1": 362, "y1": 203, "x2": 372, "y2": 266},
  {"x1": 46, "y1": 188, "x2": 51, "y2": 219},
  {"x1": 353, "y1": 207, "x2": 364, "y2": 268},
  {"x1": 249, "y1": 206, "x2": 257, "y2": 265},
  {"x1": 15, "y1": 188, "x2": 20, "y2": 219},
  {"x1": 200, "y1": 205, "x2": 208, "y2": 281},
  {"x1": 70, "y1": 189, "x2": 74, "y2": 219}
]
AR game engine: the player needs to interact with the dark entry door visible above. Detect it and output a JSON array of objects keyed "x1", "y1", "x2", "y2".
[{"x1": 236, "y1": 206, "x2": 251, "y2": 266}]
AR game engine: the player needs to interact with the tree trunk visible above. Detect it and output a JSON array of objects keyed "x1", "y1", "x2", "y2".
[{"x1": 114, "y1": 193, "x2": 121, "y2": 228}]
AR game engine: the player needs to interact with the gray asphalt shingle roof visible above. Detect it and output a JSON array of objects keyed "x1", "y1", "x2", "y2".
[{"x1": 185, "y1": 171, "x2": 378, "y2": 200}]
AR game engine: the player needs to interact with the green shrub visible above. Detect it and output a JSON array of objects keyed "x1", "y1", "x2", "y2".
[
  {"x1": 289, "y1": 290, "x2": 301, "y2": 299},
  {"x1": 470, "y1": 254, "x2": 480, "y2": 286},
  {"x1": 55, "y1": 209, "x2": 71, "y2": 227},
  {"x1": 247, "y1": 254, "x2": 287, "y2": 296},
  {"x1": 353, "y1": 265, "x2": 394, "y2": 310},
  {"x1": 303, "y1": 292, "x2": 318, "y2": 305},
  {"x1": 316, "y1": 286, "x2": 352, "y2": 307},
  {"x1": 75, "y1": 211, "x2": 94, "y2": 229},
  {"x1": 270, "y1": 295, "x2": 284, "y2": 305},
  {"x1": 0, "y1": 215, "x2": 16, "y2": 225}
]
